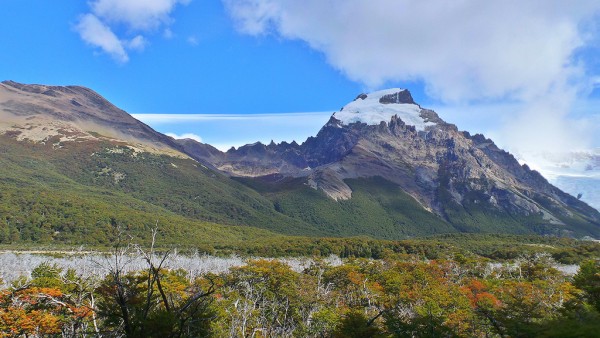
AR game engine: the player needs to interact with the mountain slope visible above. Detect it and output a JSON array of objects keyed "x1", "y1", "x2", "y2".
[
  {"x1": 0, "y1": 81, "x2": 329, "y2": 245},
  {"x1": 0, "y1": 133, "x2": 293, "y2": 248},
  {"x1": 2, "y1": 81, "x2": 598, "y2": 240},
  {"x1": 515, "y1": 150, "x2": 600, "y2": 211},
  {"x1": 234, "y1": 175, "x2": 456, "y2": 238},
  {"x1": 183, "y1": 89, "x2": 600, "y2": 238},
  {"x1": 0, "y1": 80, "x2": 183, "y2": 156}
]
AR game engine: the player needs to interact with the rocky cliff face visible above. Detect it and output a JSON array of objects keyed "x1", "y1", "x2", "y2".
[{"x1": 181, "y1": 89, "x2": 600, "y2": 235}]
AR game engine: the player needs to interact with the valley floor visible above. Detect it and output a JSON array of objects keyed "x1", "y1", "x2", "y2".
[{"x1": 1, "y1": 235, "x2": 600, "y2": 337}]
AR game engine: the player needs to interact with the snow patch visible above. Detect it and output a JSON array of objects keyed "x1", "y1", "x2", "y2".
[{"x1": 333, "y1": 88, "x2": 434, "y2": 131}]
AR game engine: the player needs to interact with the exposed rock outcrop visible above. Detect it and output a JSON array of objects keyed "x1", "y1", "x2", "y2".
[{"x1": 180, "y1": 89, "x2": 600, "y2": 235}]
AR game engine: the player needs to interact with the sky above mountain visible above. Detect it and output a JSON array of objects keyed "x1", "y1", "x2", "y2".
[{"x1": 2, "y1": 0, "x2": 600, "y2": 163}]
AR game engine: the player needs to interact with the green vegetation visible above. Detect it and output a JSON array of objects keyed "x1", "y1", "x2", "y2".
[
  {"x1": 18, "y1": 137, "x2": 320, "y2": 235},
  {"x1": 0, "y1": 135, "x2": 324, "y2": 247},
  {"x1": 237, "y1": 174, "x2": 600, "y2": 239},
  {"x1": 2, "y1": 134, "x2": 600, "y2": 258},
  {"x1": 2, "y1": 135, "x2": 600, "y2": 264},
  {"x1": 0, "y1": 148, "x2": 279, "y2": 250},
  {"x1": 426, "y1": 233, "x2": 600, "y2": 264},
  {"x1": 237, "y1": 176, "x2": 456, "y2": 238}
]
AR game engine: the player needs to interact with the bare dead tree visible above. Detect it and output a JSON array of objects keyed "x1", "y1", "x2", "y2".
[{"x1": 97, "y1": 224, "x2": 216, "y2": 338}]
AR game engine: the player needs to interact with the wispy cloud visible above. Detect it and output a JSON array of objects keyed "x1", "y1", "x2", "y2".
[
  {"x1": 187, "y1": 36, "x2": 198, "y2": 46},
  {"x1": 75, "y1": 14, "x2": 129, "y2": 63},
  {"x1": 127, "y1": 35, "x2": 147, "y2": 51},
  {"x1": 165, "y1": 132, "x2": 203, "y2": 143},
  {"x1": 134, "y1": 112, "x2": 332, "y2": 151},
  {"x1": 132, "y1": 112, "x2": 331, "y2": 123},
  {"x1": 91, "y1": 0, "x2": 191, "y2": 31},
  {"x1": 75, "y1": 0, "x2": 190, "y2": 62}
]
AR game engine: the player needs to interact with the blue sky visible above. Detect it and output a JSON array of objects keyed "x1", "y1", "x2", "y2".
[
  {"x1": 1, "y1": 0, "x2": 600, "y2": 160},
  {"x1": 0, "y1": 1, "x2": 366, "y2": 114}
]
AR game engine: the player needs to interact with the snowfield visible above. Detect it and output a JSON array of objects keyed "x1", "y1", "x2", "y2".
[{"x1": 333, "y1": 88, "x2": 435, "y2": 131}]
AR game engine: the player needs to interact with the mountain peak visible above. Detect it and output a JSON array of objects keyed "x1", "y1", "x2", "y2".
[
  {"x1": 333, "y1": 88, "x2": 433, "y2": 131},
  {"x1": 352, "y1": 88, "x2": 416, "y2": 104},
  {"x1": 378, "y1": 88, "x2": 415, "y2": 104},
  {"x1": 0, "y1": 80, "x2": 184, "y2": 156}
]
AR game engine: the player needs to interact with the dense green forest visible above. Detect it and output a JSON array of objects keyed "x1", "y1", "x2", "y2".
[
  {"x1": 2, "y1": 136, "x2": 600, "y2": 264},
  {"x1": 237, "y1": 173, "x2": 600, "y2": 239},
  {"x1": 0, "y1": 135, "x2": 322, "y2": 241},
  {"x1": 3, "y1": 135, "x2": 598, "y2": 249},
  {"x1": 235, "y1": 176, "x2": 456, "y2": 238}
]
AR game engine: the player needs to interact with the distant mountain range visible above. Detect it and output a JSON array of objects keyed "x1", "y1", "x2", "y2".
[
  {"x1": 515, "y1": 150, "x2": 600, "y2": 211},
  {"x1": 1, "y1": 80, "x2": 599, "y2": 245}
]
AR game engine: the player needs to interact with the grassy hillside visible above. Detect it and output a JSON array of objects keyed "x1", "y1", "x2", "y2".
[
  {"x1": 1, "y1": 135, "x2": 599, "y2": 263},
  {"x1": 0, "y1": 136, "x2": 332, "y2": 248},
  {"x1": 237, "y1": 174, "x2": 600, "y2": 238},
  {"x1": 0, "y1": 135, "x2": 464, "y2": 244},
  {"x1": 0, "y1": 136, "x2": 326, "y2": 239},
  {"x1": 2, "y1": 134, "x2": 598, "y2": 251}
]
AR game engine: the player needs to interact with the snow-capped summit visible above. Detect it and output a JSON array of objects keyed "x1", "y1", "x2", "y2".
[
  {"x1": 333, "y1": 88, "x2": 435, "y2": 131},
  {"x1": 178, "y1": 87, "x2": 600, "y2": 236}
]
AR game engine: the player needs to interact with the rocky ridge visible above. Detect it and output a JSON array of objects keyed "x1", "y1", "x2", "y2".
[
  {"x1": 1, "y1": 80, "x2": 598, "y2": 237},
  {"x1": 181, "y1": 89, "x2": 600, "y2": 235}
]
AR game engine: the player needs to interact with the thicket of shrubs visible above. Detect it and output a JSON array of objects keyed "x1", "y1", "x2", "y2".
[{"x1": 2, "y1": 245, "x2": 600, "y2": 337}]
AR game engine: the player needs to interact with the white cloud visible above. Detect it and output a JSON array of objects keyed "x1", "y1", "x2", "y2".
[
  {"x1": 499, "y1": 93, "x2": 592, "y2": 154},
  {"x1": 134, "y1": 112, "x2": 332, "y2": 151},
  {"x1": 223, "y1": 0, "x2": 599, "y2": 102},
  {"x1": 76, "y1": 0, "x2": 190, "y2": 62},
  {"x1": 132, "y1": 112, "x2": 331, "y2": 123},
  {"x1": 165, "y1": 132, "x2": 203, "y2": 143},
  {"x1": 127, "y1": 35, "x2": 147, "y2": 51},
  {"x1": 91, "y1": 0, "x2": 191, "y2": 31},
  {"x1": 75, "y1": 14, "x2": 128, "y2": 63},
  {"x1": 163, "y1": 28, "x2": 174, "y2": 39},
  {"x1": 224, "y1": 0, "x2": 600, "y2": 160},
  {"x1": 187, "y1": 36, "x2": 198, "y2": 46}
]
